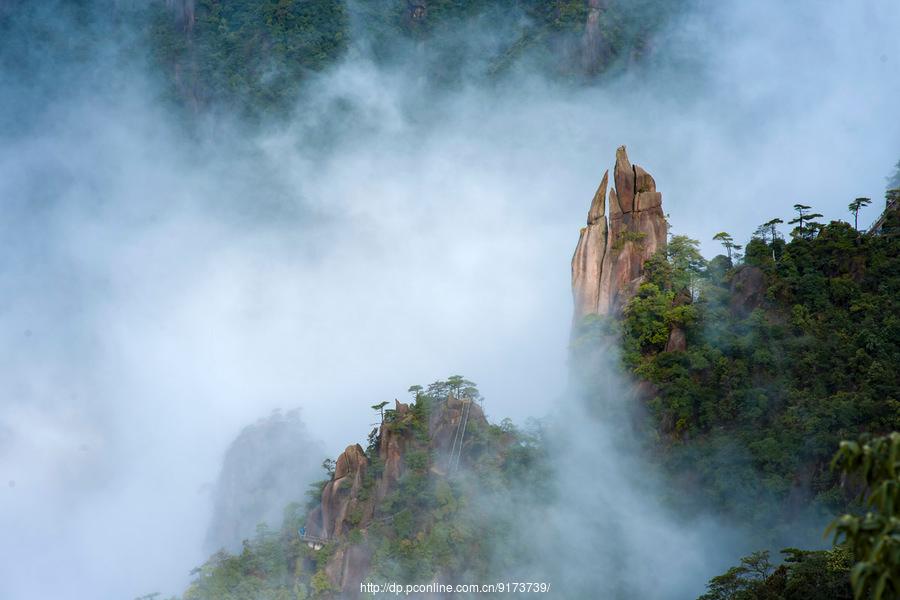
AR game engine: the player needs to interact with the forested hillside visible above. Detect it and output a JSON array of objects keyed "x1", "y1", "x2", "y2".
[
  {"x1": 0, "y1": 0, "x2": 691, "y2": 121},
  {"x1": 574, "y1": 195, "x2": 900, "y2": 542},
  {"x1": 179, "y1": 379, "x2": 551, "y2": 600},
  {"x1": 158, "y1": 192, "x2": 900, "y2": 600},
  {"x1": 144, "y1": 0, "x2": 686, "y2": 116}
]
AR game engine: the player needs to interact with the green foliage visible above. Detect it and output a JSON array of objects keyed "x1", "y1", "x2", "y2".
[
  {"x1": 623, "y1": 283, "x2": 684, "y2": 352},
  {"x1": 183, "y1": 522, "x2": 301, "y2": 600},
  {"x1": 143, "y1": 0, "x2": 688, "y2": 117},
  {"x1": 310, "y1": 569, "x2": 334, "y2": 596},
  {"x1": 698, "y1": 550, "x2": 774, "y2": 600},
  {"x1": 305, "y1": 479, "x2": 328, "y2": 512},
  {"x1": 612, "y1": 229, "x2": 648, "y2": 250},
  {"x1": 714, "y1": 231, "x2": 742, "y2": 262},
  {"x1": 180, "y1": 374, "x2": 551, "y2": 598},
  {"x1": 148, "y1": 0, "x2": 349, "y2": 116},
  {"x1": 829, "y1": 433, "x2": 900, "y2": 600},
  {"x1": 175, "y1": 195, "x2": 900, "y2": 598},
  {"x1": 574, "y1": 218, "x2": 900, "y2": 539},
  {"x1": 757, "y1": 219, "x2": 784, "y2": 244},
  {"x1": 787, "y1": 204, "x2": 825, "y2": 239},
  {"x1": 445, "y1": 374, "x2": 478, "y2": 399},
  {"x1": 667, "y1": 235, "x2": 707, "y2": 296},
  {"x1": 364, "y1": 378, "x2": 550, "y2": 586},
  {"x1": 849, "y1": 198, "x2": 872, "y2": 231},
  {"x1": 371, "y1": 401, "x2": 389, "y2": 423},
  {"x1": 698, "y1": 548, "x2": 852, "y2": 600},
  {"x1": 697, "y1": 430, "x2": 900, "y2": 600}
]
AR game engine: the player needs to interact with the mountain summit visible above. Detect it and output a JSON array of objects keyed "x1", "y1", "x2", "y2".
[{"x1": 571, "y1": 146, "x2": 668, "y2": 324}]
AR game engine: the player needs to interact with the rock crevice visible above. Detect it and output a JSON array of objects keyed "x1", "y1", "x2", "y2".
[
  {"x1": 572, "y1": 146, "x2": 668, "y2": 326},
  {"x1": 304, "y1": 395, "x2": 487, "y2": 597}
]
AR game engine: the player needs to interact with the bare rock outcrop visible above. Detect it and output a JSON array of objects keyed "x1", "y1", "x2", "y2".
[
  {"x1": 305, "y1": 394, "x2": 488, "y2": 596},
  {"x1": 306, "y1": 444, "x2": 372, "y2": 539},
  {"x1": 572, "y1": 171, "x2": 610, "y2": 324},
  {"x1": 205, "y1": 409, "x2": 323, "y2": 553},
  {"x1": 729, "y1": 265, "x2": 766, "y2": 316},
  {"x1": 429, "y1": 394, "x2": 487, "y2": 463},
  {"x1": 664, "y1": 327, "x2": 686, "y2": 353},
  {"x1": 323, "y1": 542, "x2": 373, "y2": 597},
  {"x1": 581, "y1": 0, "x2": 611, "y2": 75},
  {"x1": 165, "y1": 0, "x2": 195, "y2": 32},
  {"x1": 572, "y1": 146, "x2": 668, "y2": 326},
  {"x1": 376, "y1": 400, "x2": 411, "y2": 501}
]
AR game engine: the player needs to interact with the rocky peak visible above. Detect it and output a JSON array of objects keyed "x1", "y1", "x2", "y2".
[
  {"x1": 205, "y1": 409, "x2": 322, "y2": 553},
  {"x1": 429, "y1": 394, "x2": 487, "y2": 465},
  {"x1": 572, "y1": 146, "x2": 668, "y2": 327},
  {"x1": 376, "y1": 400, "x2": 411, "y2": 501},
  {"x1": 307, "y1": 443, "x2": 371, "y2": 540},
  {"x1": 729, "y1": 265, "x2": 766, "y2": 316},
  {"x1": 303, "y1": 394, "x2": 488, "y2": 596}
]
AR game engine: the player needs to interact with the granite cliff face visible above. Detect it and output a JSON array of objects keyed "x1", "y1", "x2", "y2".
[
  {"x1": 429, "y1": 394, "x2": 486, "y2": 463},
  {"x1": 729, "y1": 265, "x2": 767, "y2": 316},
  {"x1": 206, "y1": 409, "x2": 323, "y2": 552},
  {"x1": 303, "y1": 396, "x2": 487, "y2": 597},
  {"x1": 572, "y1": 146, "x2": 668, "y2": 326},
  {"x1": 311, "y1": 443, "x2": 371, "y2": 540}
]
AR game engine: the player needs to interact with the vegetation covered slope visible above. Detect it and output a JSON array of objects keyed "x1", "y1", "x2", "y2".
[
  {"x1": 573, "y1": 197, "x2": 900, "y2": 542},
  {"x1": 144, "y1": 0, "x2": 687, "y2": 116},
  {"x1": 698, "y1": 432, "x2": 900, "y2": 600},
  {"x1": 178, "y1": 379, "x2": 549, "y2": 600},
  {"x1": 160, "y1": 195, "x2": 900, "y2": 600},
  {"x1": 0, "y1": 0, "x2": 692, "y2": 120}
]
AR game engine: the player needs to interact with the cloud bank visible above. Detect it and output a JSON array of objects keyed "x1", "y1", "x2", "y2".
[{"x1": 0, "y1": 0, "x2": 897, "y2": 598}]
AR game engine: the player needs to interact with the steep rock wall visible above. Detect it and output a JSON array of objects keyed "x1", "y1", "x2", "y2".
[
  {"x1": 206, "y1": 409, "x2": 323, "y2": 553},
  {"x1": 572, "y1": 146, "x2": 667, "y2": 326},
  {"x1": 304, "y1": 395, "x2": 487, "y2": 597},
  {"x1": 429, "y1": 394, "x2": 486, "y2": 465},
  {"x1": 306, "y1": 443, "x2": 372, "y2": 539}
]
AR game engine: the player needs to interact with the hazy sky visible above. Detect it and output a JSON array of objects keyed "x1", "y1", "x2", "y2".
[{"x1": 0, "y1": 0, "x2": 898, "y2": 598}]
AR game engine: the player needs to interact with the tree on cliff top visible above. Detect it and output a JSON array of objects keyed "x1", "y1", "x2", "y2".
[
  {"x1": 849, "y1": 198, "x2": 872, "y2": 231},
  {"x1": 372, "y1": 401, "x2": 389, "y2": 422},
  {"x1": 789, "y1": 204, "x2": 824, "y2": 239},
  {"x1": 667, "y1": 235, "x2": 706, "y2": 298},
  {"x1": 713, "y1": 231, "x2": 742, "y2": 263}
]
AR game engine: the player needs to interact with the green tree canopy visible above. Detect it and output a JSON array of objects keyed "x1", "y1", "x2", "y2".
[
  {"x1": 713, "y1": 231, "x2": 742, "y2": 262},
  {"x1": 848, "y1": 198, "x2": 872, "y2": 231},
  {"x1": 667, "y1": 235, "x2": 707, "y2": 296},
  {"x1": 829, "y1": 433, "x2": 900, "y2": 600}
]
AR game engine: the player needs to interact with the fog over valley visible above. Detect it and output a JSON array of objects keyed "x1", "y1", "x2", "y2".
[{"x1": 0, "y1": 1, "x2": 898, "y2": 598}]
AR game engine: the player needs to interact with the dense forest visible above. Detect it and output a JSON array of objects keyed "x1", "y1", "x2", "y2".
[
  {"x1": 144, "y1": 0, "x2": 685, "y2": 117},
  {"x1": 574, "y1": 197, "x2": 900, "y2": 534},
  {"x1": 572, "y1": 193, "x2": 900, "y2": 599},
  {"x1": 0, "y1": 0, "x2": 690, "y2": 124}
]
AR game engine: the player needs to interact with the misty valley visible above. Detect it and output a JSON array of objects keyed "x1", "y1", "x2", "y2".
[{"x1": 1, "y1": 2, "x2": 899, "y2": 600}]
